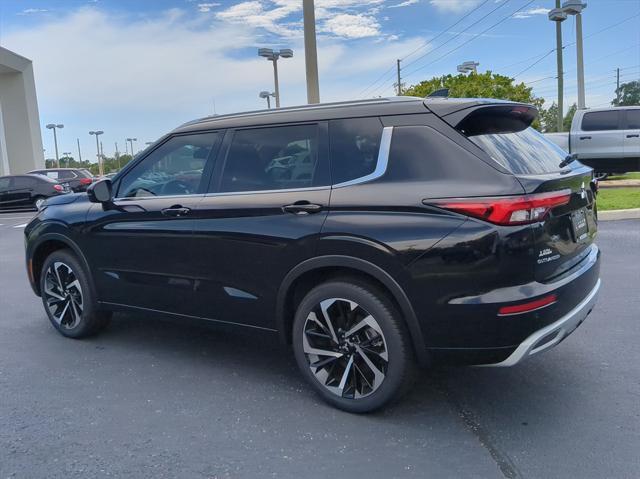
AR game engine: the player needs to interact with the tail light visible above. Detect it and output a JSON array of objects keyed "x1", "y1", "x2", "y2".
[
  {"x1": 425, "y1": 189, "x2": 571, "y2": 226},
  {"x1": 79, "y1": 178, "x2": 93, "y2": 185},
  {"x1": 53, "y1": 184, "x2": 64, "y2": 192},
  {"x1": 498, "y1": 294, "x2": 557, "y2": 316}
]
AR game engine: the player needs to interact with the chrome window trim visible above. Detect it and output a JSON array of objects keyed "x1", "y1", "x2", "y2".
[
  {"x1": 203, "y1": 186, "x2": 330, "y2": 198},
  {"x1": 332, "y1": 126, "x2": 393, "y2": 189},
  {"x1": 114, "y1": 193, "x2": 206, "y2": 202}
]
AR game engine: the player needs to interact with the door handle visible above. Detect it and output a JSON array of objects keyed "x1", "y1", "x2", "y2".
[
  {"x1": 282, "y1": 202, "x2": 323, "y2": 215},
  {"x1": 161, "y1": 205, "x2": 191, "y2": 217},
  {"x1": 626, "y1": 134, "x2": 640, "y2": 138},
  {"x1": 580, "y1": 136, "x2": 592, "y2": 140}
]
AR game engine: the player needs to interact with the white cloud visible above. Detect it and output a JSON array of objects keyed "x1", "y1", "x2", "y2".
[
  {"x1": 513, "y1": 7, "x2": 550, "y2": 19},
  {"x1": 389, "y1": 0, "x2": 420, "y2": 8},
  {"x1": 18, "y1": 8, "x2": 49, "y2": 15},
  {"x1": 3, "y1": 6, "x2": 417, "y2": 158},
  {"x1": 429, "y1": 0, "x2": 481, "y2": 13},
  {"x1": 321, "y1": 13, "x2": 380, "y2": 38},
  {"x1": 197, "y1": 3, "x2": 220, "y2": 13}
]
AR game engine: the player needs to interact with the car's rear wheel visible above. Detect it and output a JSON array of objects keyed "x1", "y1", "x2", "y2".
[
  {"x1": 40, "y1": 249, "x2": 110, "y2": 338},
  {"x1": 292, "y1": 279, "x2": 415, "y2": 413}
]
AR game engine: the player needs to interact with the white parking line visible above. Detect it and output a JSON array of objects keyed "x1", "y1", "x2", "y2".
[{"x1": 13, "y1": 223, "x2": 28, "y2": 228}]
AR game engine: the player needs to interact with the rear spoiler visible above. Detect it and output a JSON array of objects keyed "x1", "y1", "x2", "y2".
[{"x1": 425, "y1": 101, "x2": 538, "y2": 136}]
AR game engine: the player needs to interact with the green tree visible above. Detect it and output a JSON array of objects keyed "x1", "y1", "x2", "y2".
[
  {"x1": 613, "y1": 80, "x2": 640, "y2": 106},
  {"x1": 403, "y1": 71, "x2": 543, "y2": 108},
  {"x1": 539, "y1": 102, "x2": 577, "y2": 133},
  {"x1": 403, "y1": 71, "x2": 544, "y2": 128}
]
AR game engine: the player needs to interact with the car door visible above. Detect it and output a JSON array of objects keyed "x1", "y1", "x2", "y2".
[
  {"x1": 573, "y1": 110, "x2": 624, "y2": 159},
  {"x1": 82, "y1": 131, "x2": 223, "y2": 315},
  {"x1": 189, "y1": 122, "x2": 330, "y2": 330},
  {"x1": 623, "y1": 109, "x2": 640, "y2": 160},
  {"x1": 4, "y1": 176, "x2": 34, "y2": 209}
]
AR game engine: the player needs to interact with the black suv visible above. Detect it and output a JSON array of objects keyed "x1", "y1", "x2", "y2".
[
  {"x1": 24, "y1": 97, "x2": 601, "y2": 412},
  {"x1": 29, "y1": 168, "x2": 94, "y2": 192},
  {"x1": 0, "y1": 174, "x2": 69, "y2": 210}
]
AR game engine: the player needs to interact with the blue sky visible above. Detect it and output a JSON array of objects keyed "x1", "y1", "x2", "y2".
[{"x1": 1, "y1": 0, "x2": 639, "y2": 162}]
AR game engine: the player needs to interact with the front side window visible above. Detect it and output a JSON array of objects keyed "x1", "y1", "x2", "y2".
[
  {"x1": 219, "y1": 124, "x2": 319, "y2": 192},
  {"x1": 44, "y1": 171, "x2": 60, "y2": 179},
  {"x1": 117, "y1": 132, "x2": 220, "y2": 198},
  {"x1": 329, "y1": 117, "x2": 383, "y2": 184},
  {"x1": 581, "y1": 111, "x2": 620, "y2": 131}
]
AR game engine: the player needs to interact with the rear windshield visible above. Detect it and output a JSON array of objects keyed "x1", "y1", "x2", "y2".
[{"x1": 468, "y1": 127, "x2": 571, "y2": 175}]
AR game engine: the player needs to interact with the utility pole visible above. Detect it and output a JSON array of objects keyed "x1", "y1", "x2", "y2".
[
  {"x1": 549, "y1": 3, "x2": 566, "y2": 131},
  {"x1": 616, "y1": 68, "x2": 620, "y2": 106},
  {"x1": 396, "y1": 59, "x2": 402, "y2": 96},
  {"x1": 303, "y1": 0, "x2": 320, "y2": 104},
  {"x1": 76, "y1": 138, "x2": 82, "y2": 163},
  {"x1": 115, "y1": 142, "x2": 121, "y2": 170}
]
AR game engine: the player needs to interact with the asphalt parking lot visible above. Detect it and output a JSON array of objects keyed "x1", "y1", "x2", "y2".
[{"x1": 1, "y1": 212, "x2": 638, "y2": 479}]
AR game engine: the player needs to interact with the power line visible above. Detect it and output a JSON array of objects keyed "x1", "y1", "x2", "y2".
[
  {"x1": 400, "y1": 0, "x2": 492, "y2": 62},
  {"x1": 357, "y1": 65, "x2": 397, "y2": 98},
  {"x1": 401, "y1": 0, "x2": 512, "y2": 73},
  {"x1": 402, "y1": 0, "x2": 536, "y2": 80},
  {"x1": 514, "y1": 49, "x2": 556, "y2": 77}
]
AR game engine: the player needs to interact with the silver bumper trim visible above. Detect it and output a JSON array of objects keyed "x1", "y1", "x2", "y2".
[{"x1": 486, "y1": 278, "x2": 601, "y2": 367}]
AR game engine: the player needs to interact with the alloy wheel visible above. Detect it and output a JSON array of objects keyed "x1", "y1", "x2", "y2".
[
  {"x1": 43, "y1": 261, "x2": 84, "y2": 329},
  {"x1": 302, "y1": 298, "x2": 388, "y2": 399},
  {"x1": 35, "y1": 198, "x2": 46, "y2": 210}
]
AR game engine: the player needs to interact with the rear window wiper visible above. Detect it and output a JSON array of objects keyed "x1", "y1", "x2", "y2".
[{"x1": 558, "y1": 153, "x2": 578, "y2": 169}]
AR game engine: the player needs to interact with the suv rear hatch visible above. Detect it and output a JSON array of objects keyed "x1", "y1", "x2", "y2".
[{"x1": 430, "y1": 101, "x2": 598, "y2": 282}]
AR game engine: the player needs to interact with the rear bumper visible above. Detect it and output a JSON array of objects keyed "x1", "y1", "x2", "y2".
[{"x1": 485, "y1": 278, "x2": 600, "y2": 367}]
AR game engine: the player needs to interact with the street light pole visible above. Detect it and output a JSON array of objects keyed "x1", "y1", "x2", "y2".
[
  {"x1": 259, "y1": 91, "x2": 275, "y2": 109},
  {"x1": 563, "y1": 1, "x2": 587, "y2": 109},
  {"x1": 126, "y1": 138, "x2": 138, "y2": 157},
  {"x1": 89, "y1": 130, "x2": 104, "y2": 176},
  {"x1": 303, "y1": 0, "x2": 320, "y2": 104},
  {"x1": 549, "y1": 3, "x2": 566, "y2": 131},
  {"x1": 258, "y1": 48, "x2": 293, "y2": 108},
  {"x1": 45, "y1": 124, "x2": 64, "y2": 168},
  {"x1": 77, "y1": 138, "x2": 82, "y2": 163}
]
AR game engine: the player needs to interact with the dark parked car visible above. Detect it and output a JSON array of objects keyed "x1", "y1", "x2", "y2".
[
  {"x1": 24, "y1": 97, "x2": 601, "y2": 412},
  {"x1": 29, "y1": 168, "x2": 94, "y2": 192},
  {"x1": 0, "y1": 174, "x2": 69, "y2": 210}
]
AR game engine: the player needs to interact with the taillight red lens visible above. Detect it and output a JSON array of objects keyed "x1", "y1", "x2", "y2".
[
  {"x1": 80, "y1": 178, "x2": 92, "y2": 185},
  {"x1": 498, "y1": 294, "x2": 557, "y2": 316},
  {"x1": 53, "y1": 184, "x2": 63, "y2": 192},
  {"x1": 427, "y1": 190, "x2": 571, "y2": 226}
]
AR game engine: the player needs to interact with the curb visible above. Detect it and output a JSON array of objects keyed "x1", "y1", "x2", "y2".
[{"x1": 598, "y1": 208, "x2": 640, "y2": 221}]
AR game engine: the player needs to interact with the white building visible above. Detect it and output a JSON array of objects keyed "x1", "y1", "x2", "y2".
[{"x1": 0, "y1": 47, "x2": 44, "y2": 176}]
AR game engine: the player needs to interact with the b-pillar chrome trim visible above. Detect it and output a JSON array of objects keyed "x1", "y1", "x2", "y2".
[{"x1": 332, "y1": 126, "x2": 393, "y2": 188}]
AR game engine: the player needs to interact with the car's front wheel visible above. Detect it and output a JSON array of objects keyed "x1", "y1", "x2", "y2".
[
  {"x1": 40, "y1": 249, "x2": 110, "y2": 338},
  {"x1": 292, "y1": 279, "x2": 415, "y2": 413}
]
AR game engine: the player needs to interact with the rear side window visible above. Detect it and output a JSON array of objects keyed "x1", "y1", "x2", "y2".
[
  {"x1": 42, "y1": 171, "x2": 60, "y2": 179},
  {"x1": 13, "y1": 177, "x2": 36, "y2": 188},
  {"x1": 625, "y1": 110, "x2": 640, "y2": 129},
  {"x1": 581, "y1": 111, "x2": 620, "y2": 131},
  {"x1": 58, "y1": 170, "x2": 76, "y2": 179},
  {"x1": 329, "y1": 117, "x2": 383, "y2": 184},
  {"x1": 219, "y1": 124, "x2": 321, "y2": 193},
  {"x1": 0, "y1": 178, "x2": 11, "y2": 190},
  {"x1": 469, "y1": 127, "x2": 571, "y2": 175}
]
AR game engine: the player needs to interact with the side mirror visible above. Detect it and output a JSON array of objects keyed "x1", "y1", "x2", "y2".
[{"x1": 87, "y1": 178, "x2": 113, "y2": 203}]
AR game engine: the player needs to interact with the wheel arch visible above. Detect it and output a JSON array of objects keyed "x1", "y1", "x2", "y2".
[
  {"x1": 29, "y1": 233, "x2": 92, "y2": 297},
  {"x1": 276, "y1": 255, "x2": 429, "y2": 366}
]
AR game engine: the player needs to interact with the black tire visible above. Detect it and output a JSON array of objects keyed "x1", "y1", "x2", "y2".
[
  {"x1": 40, "y1": 249, "x2": 110, "y2": 338},
  {"x1": 292, "y1": 279, "x2": 415, "y2": 413}
]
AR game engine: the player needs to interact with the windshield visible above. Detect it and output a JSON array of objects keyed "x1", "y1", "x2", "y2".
[{"x1": 469, "y1": 127, "x2": 573, "y2": 175}]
